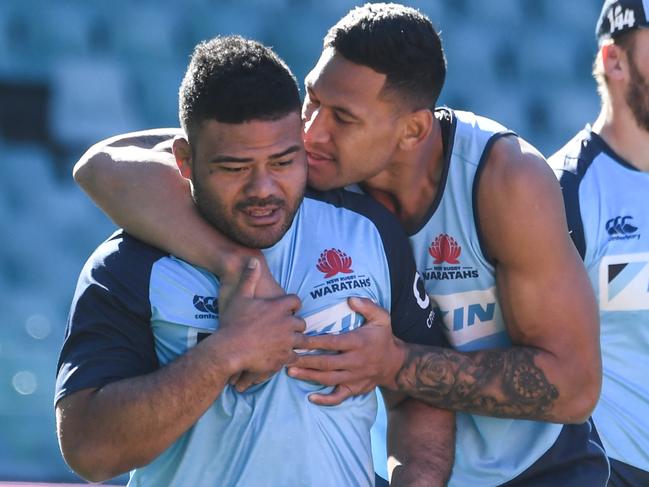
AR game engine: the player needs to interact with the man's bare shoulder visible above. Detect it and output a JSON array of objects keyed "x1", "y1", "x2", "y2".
[
  {"x1": 478, "y1": 135, "x2": 567, "y2": 265},
  {"x1": 481, "y1": 135, "x2": 556, "y2": 196}
]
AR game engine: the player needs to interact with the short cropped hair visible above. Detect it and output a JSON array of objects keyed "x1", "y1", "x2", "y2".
[
  {"x1": 324, "y1": 2, "x2": 446, "y2": 110},
  {"x1": 179, "y1": 35, "x2": 301, "y2": 141}
]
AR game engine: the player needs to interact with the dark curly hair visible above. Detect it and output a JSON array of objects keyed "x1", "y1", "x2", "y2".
[
  {"x1": 179, "y1": 35, "x2": 301, "y2": 141},
  {"x1": 324, "y1": 3, "x2": 446, "y2": 110}
]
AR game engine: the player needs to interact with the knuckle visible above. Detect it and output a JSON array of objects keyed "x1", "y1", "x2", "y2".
[
  {"x1": 290, "y1": 320, "x2": 305, "y2": 333},
  {"x1": 286, "y1": 294, "x2": 301, "y2": 309},
  {"x1": 349, "y1": 335, "x2": 363, "y2": 348},
  {"x1": 327, "y1": 335, "x2": 341, "y2": 347},
  {"x1": 319, "y1": 357, "x2": 332, "y2": 369}
]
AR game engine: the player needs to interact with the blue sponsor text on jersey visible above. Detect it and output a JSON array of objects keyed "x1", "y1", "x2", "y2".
[
  {"x1": 309, "y1": 274, "x2": 372, "y2": 299},
  {"x1": 434, "y1": 302, "x2": 496, "y2": 332}
]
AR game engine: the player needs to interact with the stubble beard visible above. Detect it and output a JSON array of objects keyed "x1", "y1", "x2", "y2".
[
  {"x1": 191, "y1": 182, "x2": 304, "y2": 250},
  {"x1": 626, "y1": 54, "x2": 649, "y2": 132}
]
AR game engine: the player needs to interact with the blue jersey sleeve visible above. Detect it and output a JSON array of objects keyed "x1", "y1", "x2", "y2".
[{"x1": 55, "y1": 232, "x2": 165, "y2": 405}]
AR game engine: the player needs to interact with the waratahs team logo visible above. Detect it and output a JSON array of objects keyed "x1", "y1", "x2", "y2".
[
  {"x1": 310, "y1": 248, "x2": 371, "y2": 299},
  {"x1": 422, "y1": 234, "x2": 479, "y2": 281},
  {"x1": 429, "y1": 234, "x2": 461, "y2": 264},
  {"x1": 193, "y1": 295, "x2": 218, "y2": 319},
  {"x1": 317, "y1": 248, "x2": 354, "y2": 278}
]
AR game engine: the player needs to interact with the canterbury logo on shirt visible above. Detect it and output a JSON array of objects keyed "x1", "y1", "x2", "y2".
[
  {"x1": 606, "y1": 215, "x2": 641, "y2": 241},
  {"x1": 193, "y1": 295, "x2": 218, "y2": 319}
]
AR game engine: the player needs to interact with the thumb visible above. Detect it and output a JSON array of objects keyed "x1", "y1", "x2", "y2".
[
  {"x1": 236, "y1": 258, "x2": 261, "y2": 298},
  {"x1": 308, "y1": 385, "x2": 353, "y2": 407},
  {"x1": 348, "y1": 297, "x2": 389, "y2": 325}
]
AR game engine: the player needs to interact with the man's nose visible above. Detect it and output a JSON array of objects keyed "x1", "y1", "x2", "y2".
[
  {"x1": 244, "y1": 168, "x2": 278, "y2": 200},
  {"x1": 303, "y1": 107, "x2": 330, "y2": 146}
]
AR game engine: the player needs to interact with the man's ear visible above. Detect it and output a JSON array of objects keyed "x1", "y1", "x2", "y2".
[
  {"x1": 172, "y1": 136, "x2": 193, "y2": 179},
  {"x1": 398, "y1": 108, "x2": 433, "y2": 151},
  {"x1": 601, "y1": 42, "x2": 627, "y2": 82}
]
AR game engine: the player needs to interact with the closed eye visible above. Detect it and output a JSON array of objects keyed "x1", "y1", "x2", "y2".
[
  {"x1": 272, "y1": 159, "x2": 293, "y2": 168},
  {"x1": 219, "y1": 164, "x2": 248, "y2": 173},
  {"x1": 333, "y1": 111, "x2": 353, "y2": 124}
]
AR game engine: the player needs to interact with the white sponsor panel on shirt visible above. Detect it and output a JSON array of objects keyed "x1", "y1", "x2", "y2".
[
  {"x1": 430, "y1": 287, "x2": 504, "y2": 348},
  {"x1": 295, "y1": 301, "x2": 364, "y2": 354},
  {"x1": 599, "y1": 253, "x2": 649, "y2": 311}
]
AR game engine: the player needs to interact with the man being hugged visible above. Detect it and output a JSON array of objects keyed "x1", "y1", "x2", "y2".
[{"x1": 55, "y1": 36, "x2": 452, "y2": 487}]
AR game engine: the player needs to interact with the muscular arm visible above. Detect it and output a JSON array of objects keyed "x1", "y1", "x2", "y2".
[
  {"x1": 384, "y1": 392, "x2": 454, "y2": 487},
  {"x1": 57, "y1": 263, "x2": 305, "y2": 482},
  {"x1": 395, "y1": 136, "x2": 600, "y2": 422},
  {"x1": 291, "y1": 137, "x2": 600, "y2": 423},
  {"x1": 73, "y1": 130, "x2": 282, "y2": 303}
]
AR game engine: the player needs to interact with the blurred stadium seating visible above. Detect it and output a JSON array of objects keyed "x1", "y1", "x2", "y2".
[{"x1": 0, "y1": 0, "x2": 602, "y2": 483}]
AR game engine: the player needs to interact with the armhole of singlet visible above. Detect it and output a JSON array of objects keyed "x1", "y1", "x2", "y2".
[
  {"x1": 472, "y1": 131, "x2": 517, "y2": 266},
  {"x1": 548, "y1": 130, "x2": 601, "y2": 261},
  {"x1": 556, "y1": 169, "x2": 587, "y2": 260}
]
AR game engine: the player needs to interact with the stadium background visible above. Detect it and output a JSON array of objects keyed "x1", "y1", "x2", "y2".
[{"x1": 0, "y1": 0, "x2": 602, "y2": 483}]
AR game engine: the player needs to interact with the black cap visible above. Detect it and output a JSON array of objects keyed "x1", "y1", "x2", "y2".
[{"x1": 596, "y1": 0, "x2": 649, "y2": 42}]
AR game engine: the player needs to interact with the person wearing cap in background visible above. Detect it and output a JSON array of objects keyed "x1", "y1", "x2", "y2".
[{"x1": 549, "y1": 1, "x2": 649, "y2": 485}]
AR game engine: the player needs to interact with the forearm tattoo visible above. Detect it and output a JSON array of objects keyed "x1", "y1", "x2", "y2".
[{"x1": 395, "y1": 346, "x2": 559, "y2": 419}]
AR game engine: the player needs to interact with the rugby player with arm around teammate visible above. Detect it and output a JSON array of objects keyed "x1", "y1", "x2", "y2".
[
  {"x1": 73, "y1": 4, "x2": 607, "y2": 486},
  {"x1": 57, "y1": 35, "x2": 453, "y2": 487},
  {"x1": 550, "y1": 1, "x2": 649, "y2": 485}
]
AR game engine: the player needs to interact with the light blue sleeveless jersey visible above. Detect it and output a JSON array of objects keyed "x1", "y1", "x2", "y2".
[
  {"x1": 408, "y1": 109, "x2": 564, "y2": 486},
  {"x1": 550, "y1": 127, "x2": 649, "y2": 473},
  {"x1": 56, "y1": 189, "x2": 442, "y2": 486}
]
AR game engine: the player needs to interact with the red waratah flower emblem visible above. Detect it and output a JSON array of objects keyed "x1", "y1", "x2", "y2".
[
  {"x1": 317, "y1": 248, "x2": 354, "y2": 278},
  {"x1": 429, "y1": 234, "x2": 461, "y2": 264}
]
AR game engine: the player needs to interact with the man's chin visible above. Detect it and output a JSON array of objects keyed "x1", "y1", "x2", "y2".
[
  {"x1": 233, "y1": 236, "x2": 281, "y2": 250},
  {"x1": 226, "y1": 201, "x2": 303, "y2": 249},
  {"x1": 231, "y1": 227, "x2": 287, "y2": 250},
  {"x1": 307, "y1": 173, "x2": 340, "y2": 191}
]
